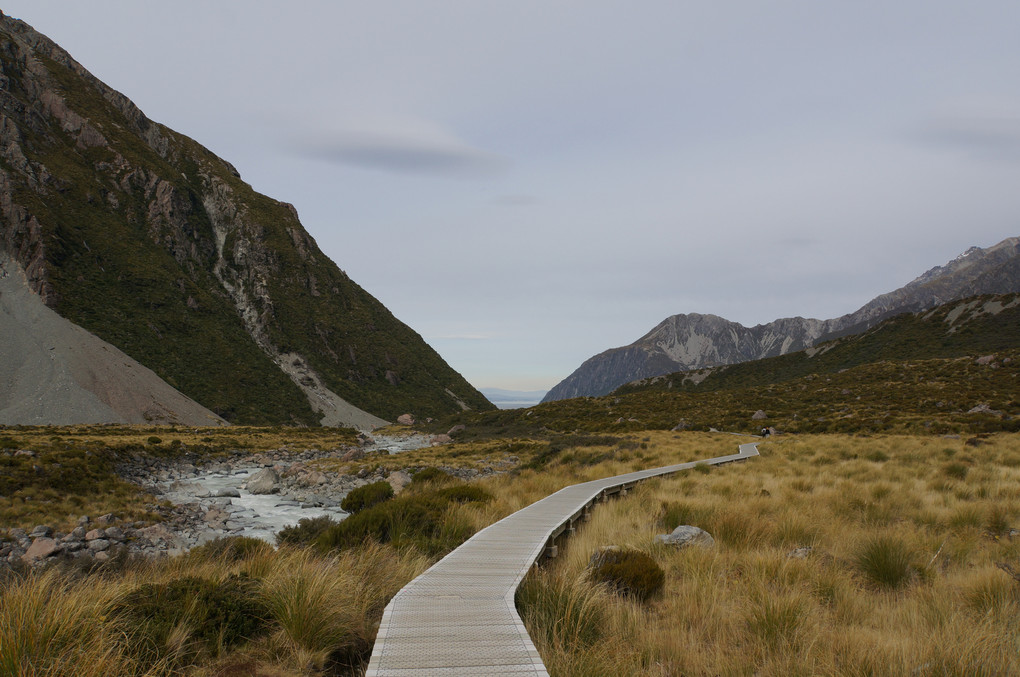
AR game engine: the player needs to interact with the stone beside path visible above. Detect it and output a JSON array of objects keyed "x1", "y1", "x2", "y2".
[{"x1": 366, "y1": 441, "x2": 761, "y2": 676}]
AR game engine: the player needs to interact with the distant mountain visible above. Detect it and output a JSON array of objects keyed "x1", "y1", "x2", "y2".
[
  {"x1": 0, "y1": 12, "x2": 492, "y2": 426},
  {"x1": 543, "y1": 236, "x2": 1020, "y2": 402},
  {"x1": 615, "y1": 292, "x2": 1020, "y2": 396}
]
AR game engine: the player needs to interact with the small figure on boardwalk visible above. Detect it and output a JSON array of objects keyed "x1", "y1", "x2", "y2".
[{"x1": 761, "y1": 427, "x2": 770, "y2": 438}]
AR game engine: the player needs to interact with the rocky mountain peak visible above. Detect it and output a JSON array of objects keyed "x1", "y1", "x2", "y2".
[{"x1": 543, "y1": 237, "x2": 1020, "y2": 402}]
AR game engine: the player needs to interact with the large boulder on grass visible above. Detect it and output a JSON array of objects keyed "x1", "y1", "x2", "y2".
[
  {"x1": 655, "y1": 525, "x2": 715, "y2": 549},
  {"x1": 386, "y1": 470, "x2": 413, "y2": 494}
]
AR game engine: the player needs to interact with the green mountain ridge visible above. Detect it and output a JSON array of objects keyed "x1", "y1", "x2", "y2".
[{"x1": 0, "y1": 13, "x2": 492, "y2": 425}]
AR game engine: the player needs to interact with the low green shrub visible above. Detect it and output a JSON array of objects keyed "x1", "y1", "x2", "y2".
[
  {"x1": 587, "y1": 548, "x2": 665, "y2": 602},
  {"x1": 316, "y1": 483, "x2": 492, "y2": 557},
  {"x1": 276, "y1": 515, "x2": 340, "y2": 547},
  {"x1": 146, "y1": 436, "x2": 162, "y2": 446},
  {"x1": 114, "y1": 574, "x2": 268, "y2": 669},
  {"x1": 411, "y1": 467, "x2": 450, "y2": 485},
  {"x1": 436, "y1": 484, "x2": 493, "y2": 503},
  {"x1": 187, "y1": 536, "x2": 271, "y2": 563},
  {"x1": 340, "y1": 481, "x2": 394, "y2": 513}
]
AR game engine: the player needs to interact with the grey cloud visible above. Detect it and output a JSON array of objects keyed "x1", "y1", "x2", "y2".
[
  {"x1": 297, "y1": 131, "x2": 508, "y2": 178},
  {"x1": 918, "y1": 116, "x2": 1020, "y2": 162},
  {"x1": 491, "y1": 194, "x2": 541, "y2": 206}
]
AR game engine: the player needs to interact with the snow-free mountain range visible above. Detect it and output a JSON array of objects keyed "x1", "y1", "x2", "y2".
[{"x1": 543, "y1": 236, "x2": 1020, "y2": 402}]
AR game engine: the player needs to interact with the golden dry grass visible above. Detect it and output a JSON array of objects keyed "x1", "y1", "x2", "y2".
[
  {"x1": 0, "y1": 543, "x2": 428, "y2": 677},
  {"x1": 514, "y1": 433, "x2": 1020, "y2": 676}
]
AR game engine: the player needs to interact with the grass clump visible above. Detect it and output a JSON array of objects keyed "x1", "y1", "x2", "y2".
[
  {"x1": 113, "y1": 574, "x2": 269, "y2": 670},
  {"x1": 186, "y1": 535, "x2": 272, "y2": 563},
  {"x1": 853, "y1": 534, "x2": 918, "y2": 589},
  {"x1": 587, "y1": 548, "x2": 665, "y2": 602},
  {"x1": 276, "y1": 514, "x2": 339, "y2": 547},
  {"x1": 340, "y1": 481, "x2": 394, "y2": 514}
]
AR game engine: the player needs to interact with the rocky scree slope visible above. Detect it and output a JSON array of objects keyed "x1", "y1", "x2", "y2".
[
  {"x1": 0, "y1": 13, "x2": 491, "y2": 425},
  {"x1": 544, "y1": 237, "x2": 1020, "y2": 401}
]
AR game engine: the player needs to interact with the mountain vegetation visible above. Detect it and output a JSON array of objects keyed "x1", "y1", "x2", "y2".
[{"x1": 0, "y1": 13, "x2": 491, "y2": 425}]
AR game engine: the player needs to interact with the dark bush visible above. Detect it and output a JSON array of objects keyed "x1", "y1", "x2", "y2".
[
  {"x1": 276, "y1": 514, "x2": 340, "y2": 547},
  {"x1": 436, "y1": 484, "x2": 493, "y2": 504},
  {"x1": 146, "y1": 436, "x2": 162, "y2": 445},
  {"x1": 340, "y1": 481, "x2": 394, "y2": 513},
  {"x1": 187, "y1": 536, "x2": 271, "y2": 562},
  {"x1": 114, "y1": 574, "x2": 268, "y2": 668},
  {"x1": 316, "y1": 483, "x2": 492, "y2": 557},
  {"x1": 411, "y1": 467, "x2": 449, "y2": 485},
  {"x1": 588, "y1": 548, "x2": 665, "y2": 602}
]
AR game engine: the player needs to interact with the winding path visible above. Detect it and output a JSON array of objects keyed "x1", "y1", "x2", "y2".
[{"x1": 366, "y1": 441, "x2": 761, "y2": 676}]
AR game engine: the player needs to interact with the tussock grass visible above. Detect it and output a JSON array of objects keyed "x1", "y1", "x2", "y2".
[
  {"x1": 0, "y1": 541, "x2": 427, "y2": 676},
  {"x1": 514, "y1": 432, "x2": 1020, "y2": 675}
]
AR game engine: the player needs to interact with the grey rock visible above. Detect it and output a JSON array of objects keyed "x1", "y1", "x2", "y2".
[
  {"x1": 96, "y1": 514, "x2": 117, "y2": 526},
  {"x1": 104, "y1": 527, "x2": 126, "y2": 542},
  {"x1": 24, "y1": 537, "x2": 60, "y2": 561},
  {"x1": 216, "y1": 488, "x2": 241, "y2": 498},
  {"x1": 751, "y1": 410, "x2": 767, "y2": 421},
  {"x1": 245, "y1": 468, "x2": 281, "y2": 495},
  {"x1": 85, "y1": 528, "x2": 105, "y2": 541},
  {"x1": 387, "y1": 470, "x2": 413, "y2": 494},
  {"x1": 397, "y1": 413, "x2": 415, "y2": 426},
  {"x1": 30, "y1": 525, "x2": 53, "y2": 538},
  {"x1": 787, "y1": 546, "x2": 813, "y2": 559},
  {"x1": 655, "y1": 525, "x2": 715, "y2": 549},
  {"x1": 87, "y1": 539, "x2": 111, "y2": 552},
  {"x1": 64, "y1": 526, "x2": 87, "y2": 542}
]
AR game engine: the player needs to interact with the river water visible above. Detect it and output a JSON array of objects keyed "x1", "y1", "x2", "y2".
[{"x1": 155, "y1": 433, "x2": 434, "y2": 545}]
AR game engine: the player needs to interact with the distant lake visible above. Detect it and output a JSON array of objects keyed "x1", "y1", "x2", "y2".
[
  {"x1": 494, "y1": 400, "x2": 542, "y2": 410},
  {"x1": 480, "y1": 389, "x2": 547, "y2": 410}
]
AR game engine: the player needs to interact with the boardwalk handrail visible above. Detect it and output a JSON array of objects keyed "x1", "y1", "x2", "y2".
[{"x1": 366, "y1": 441, "x2": 761, "y2": 676}]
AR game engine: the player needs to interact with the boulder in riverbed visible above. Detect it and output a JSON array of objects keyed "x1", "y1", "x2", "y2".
[{"x1": 245, "y1": 468, "x2": 281, "y2": 495}]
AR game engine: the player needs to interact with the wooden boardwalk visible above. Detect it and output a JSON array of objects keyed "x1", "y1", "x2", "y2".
[{"x1": 365, "y1": 441, "x2": 761, "y2": 676}]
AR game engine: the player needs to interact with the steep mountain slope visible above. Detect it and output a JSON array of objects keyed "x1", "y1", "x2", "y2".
[
  {"x1": 0, "y1": 13, "x2": 492, "y2": 426},
  {"x1": 544, "y1": 237, "x2": 1019, "y2": 401}
]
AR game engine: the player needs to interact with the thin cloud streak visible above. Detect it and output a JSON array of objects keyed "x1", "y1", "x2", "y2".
[{"x1": 295, "y1": 130, "x2": 508, "y2": 178}]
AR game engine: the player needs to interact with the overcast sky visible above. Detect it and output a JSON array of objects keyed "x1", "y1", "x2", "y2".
[{"x1": 6, "y1": 2, "x2": 1020, "y2": 391}]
